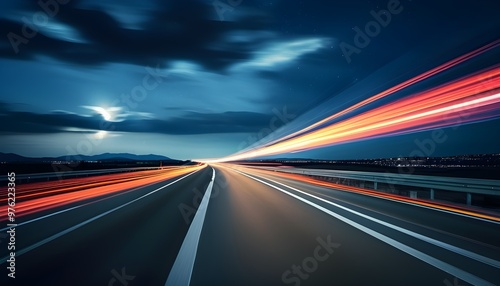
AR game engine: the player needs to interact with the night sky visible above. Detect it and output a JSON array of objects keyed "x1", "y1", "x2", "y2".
[{"x1": 1, "y1": 0, "x2": 499, "y2": 160}]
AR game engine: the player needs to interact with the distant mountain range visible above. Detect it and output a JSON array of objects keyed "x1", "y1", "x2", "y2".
[{"x1": 0, "y1": 152, "x2": 173, "y2": 162}]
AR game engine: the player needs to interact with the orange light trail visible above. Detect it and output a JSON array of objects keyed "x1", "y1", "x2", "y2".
[
  {"x1": 213, "y1": 65, "x2": 500, "y2": 162},
  {"x1": 243, "y1": 166, "x2": 500, "y2": 222},
  {"x1": 0, "y1": 168, "x2": 177, "y2": 202},
  {"x1": 242, "y1": 39, "x2": 500, "y2": 153},
  {"x1": 0, "y1": 165, "x2": 204, "y2": 220}
]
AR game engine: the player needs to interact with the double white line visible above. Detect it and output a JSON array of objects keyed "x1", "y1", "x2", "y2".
[{"x1": 235, "y1": 169, "x2": 499, "y2": 286}]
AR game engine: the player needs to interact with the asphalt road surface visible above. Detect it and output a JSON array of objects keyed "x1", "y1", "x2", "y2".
[{"x1": 1, "y1": 164, "x2": 499, "y2": 286}]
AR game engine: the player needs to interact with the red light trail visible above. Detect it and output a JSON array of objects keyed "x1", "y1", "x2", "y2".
[
  {"x1": 209, "y1": 40, "x2": 500, "y2": 162},
  {"x1": 240, "y1": 166, "x2": 500, "y2": 222},
  {"x1": 260, "y1": 39, "x2": 500, "y2": 148},
  {"x1": 0, "y1": 166, "x2": 203, "y2": 220}
]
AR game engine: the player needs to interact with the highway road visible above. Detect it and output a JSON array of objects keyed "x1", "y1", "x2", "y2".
[{"x1": 1, "y1": 164, "x2": 499, "y2": 285}]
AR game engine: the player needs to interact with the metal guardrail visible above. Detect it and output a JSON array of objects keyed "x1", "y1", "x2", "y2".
[{"x1": 259, "y1": 167, "x2": 500, "y2": 205}]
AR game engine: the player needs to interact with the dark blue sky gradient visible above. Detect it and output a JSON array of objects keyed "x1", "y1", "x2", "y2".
[{"x1": 1, "y1": 0, "x2": 499, "y2": 159}]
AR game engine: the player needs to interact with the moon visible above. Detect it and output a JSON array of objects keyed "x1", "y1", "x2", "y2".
[
  {"x1": 93, "y1": 107, "x2": 112, "y2": 121},
  {"x1": 83, "y1": 105, "x2": 124, "y2": 122}
]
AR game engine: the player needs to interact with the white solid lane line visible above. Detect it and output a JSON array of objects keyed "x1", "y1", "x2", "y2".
[
  {"x1": 235, "y1": 169, "x2": 496, "y2": 286},
  {"x1": 0, "y1": 183, "x2": 162, "y2": 232},
  {"x1": 0, "y1": 168, "x2": 203, "y2": 264},
  {"x1": 0, "y1": 166, "x2": 199, "y2": 232},
  {"x1": 255, "y1": 167, "x2": 500, "y2": 224},
  {"x1": 165, "y1": 167, "x2": 215, "y2": 286},
  {"x1": 248, "y1": 171, "x2": 500, "y2": 269}
]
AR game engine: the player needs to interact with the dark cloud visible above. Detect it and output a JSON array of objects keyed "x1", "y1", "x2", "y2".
[
  {"x1": 142, "y1": 111, "x2": 273, "y2": 134},
  {"x1": 0, "y1": 0, "x2": 271, "y2": 71},
  {"x1": 0, "y1": 102, "x2": 273, "y2": 134},
  {"x1": 1, "y1": 0, "x2": 500, "y2": 159}
]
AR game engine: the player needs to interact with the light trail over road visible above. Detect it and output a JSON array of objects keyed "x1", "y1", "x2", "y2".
[
  {"x1": 0, "y1": 165, "x2": 203, "y2": 218},
  {"x1": 245, "y1": 39, "x2": 500, "y2": 151},
  {"x1": 2, "y1": 2, "x2": 499, "y2": 286},
  {"x1": 201, "y1": 40, "x2": 500, "y2": 163},
  {"x1": 1, "y1": 164, "x2": 498, "y2": 285},
  {"x1": 210, "y1": 65, "x2": 500, "y2": 162}
]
